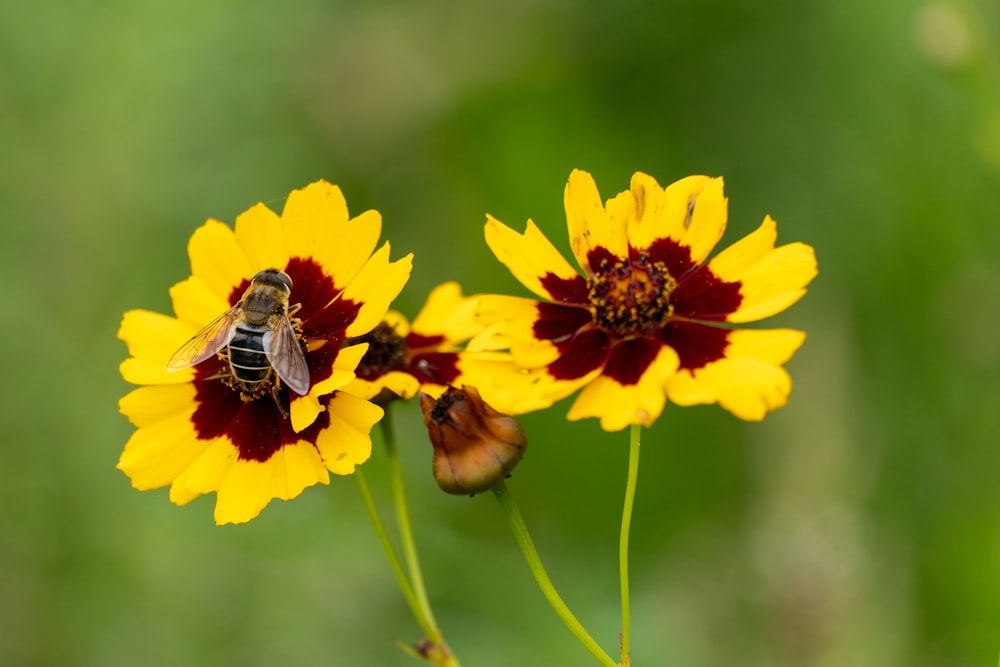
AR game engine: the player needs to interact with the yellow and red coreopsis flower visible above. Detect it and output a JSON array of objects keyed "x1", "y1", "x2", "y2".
[
  {"x1": 117, "y1": 180, "x2": 412, "y2": 524},
  {"x1": 346, "y1": 281, "x2": 484, "y2": 403},
  {"x1": 472, "y1": 169, "x2": 817, "y2": 431}
]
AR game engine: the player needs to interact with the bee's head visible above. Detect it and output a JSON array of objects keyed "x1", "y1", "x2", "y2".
[{"x1": 251, "y1": 268, "x2": 293, "y2": 293}]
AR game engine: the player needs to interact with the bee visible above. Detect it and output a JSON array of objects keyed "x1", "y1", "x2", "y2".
[{"x1": 167, "y1": 268, "x2": 310, "y2": 399}]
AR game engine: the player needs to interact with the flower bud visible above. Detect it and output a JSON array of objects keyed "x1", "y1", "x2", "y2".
[{"x1": 420, "y1": 386, "x2": 527, "y2": 495}]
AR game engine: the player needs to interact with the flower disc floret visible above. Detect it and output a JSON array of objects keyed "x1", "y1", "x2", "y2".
[{"x1": 588, "y1": 253, "x2": 676, "y2": 338}]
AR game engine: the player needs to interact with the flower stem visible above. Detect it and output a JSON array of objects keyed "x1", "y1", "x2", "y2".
[
  {"x1": 379, "y1": 409, "x2": 460, "y2": 667},
  {"x1": 492, "y1": 480, "x2": 617, "y2": 667},
  {"x1": 618, "y1": 424, "x2": 642, "y2": 667},
  {"x1": 380, "y1": 411, "x2": 440, "y2": 641},
  {"x1": 352, "y1": 469, "x2": 427, "y2": 635}
]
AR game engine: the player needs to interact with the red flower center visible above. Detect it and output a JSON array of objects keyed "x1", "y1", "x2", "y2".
[{"x1": 588, "y1": 253, "x2": 676, "y2": 338}]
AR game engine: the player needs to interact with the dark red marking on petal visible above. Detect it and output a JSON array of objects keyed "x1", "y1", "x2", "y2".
[
  {"x1": 586, "y1": 245, "x2": 620, "y2": 276},
  {"x1": 661, "y1": 321, "x2": 731, "y2": 371},
  {"x1": 533, "y1": 302, "x2": 591, "y2": 344},
  {"x1": 602, "y1": 338, "x2": 662, "y2": 386},
  {"x1": 192, "y1": 354, "x2": 227, "y2": 383},
  {"x1": 286, "y1": 257, "x2": 360, "y2": 340},
  {"x1": 302, "y1": 338, "x2": 343, "y2": 387},
  {"x1": 407, "y1": 332, "x2": 447, "y2": 350},
  {"x1": 539, "y1": 272, "x2": 589, "y2": 305},
  {"x1": 670, "y1": 266, "x2": 743, "y2": 321},
  {"x1": 285, "y1": 257, "x2": 365, "y2": 386},
  {"x1": 644, "y1": 237, "x2": 697, "y2": 282},
  {"x1": 285, "y1": 257, "x2": 340, "y2": 321},
  {"x1": 190, "y1": 379, "x2": 331, "y2": 462},
  {"x1": 409, "y1": 351, "x2": 461, "y2": 386},
  {"x1": 301, "y1": 296, "x2": 362, "y2": 342},
  {"x1": 226, "y1": 278, "x2": 249, "y2": 307},
  {"x1": 547, "y1": 328, "x2": 611, "y2": 380}
]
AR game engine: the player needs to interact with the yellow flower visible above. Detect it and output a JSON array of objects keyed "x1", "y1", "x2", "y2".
[
  {"x1": 346, "y1": 281, "x2": 484, "y2": 403},
  {"x1": 117, "y1": 180, "x2": 413, "y2": 524},
  {"x1": 471, "y1": 170, "x2": 818, "y2": 431}
]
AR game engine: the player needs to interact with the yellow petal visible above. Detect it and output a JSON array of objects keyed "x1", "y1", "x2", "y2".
[
  {"x1": 726, "y1": 327, "x2": 806, "y2": 363},
  {"x1": 170, "y1": 438, "x2": 236, "y2": 505},
  {"x1": 665, "y1": 328, "x2": 805, "y2": 420},
  {"x1": 476, "y1": 294, "x2": 541, "y2": 326},
  {"x1": 315, "y1": 392, "x2": 382, "y2": 475},
  {"x1": 207, "y1": 442, "x2": 330, "y2": 524},
  {"x1": 269, "y1": 441, "x2": 331, "y2": 498},
  {"x1": 475, "y1": 295, "x2": 562, "y2": 367},
  {"x1": 383, "y1": 310, "x2": 411, "y2": 338},
  {"x1": 118, "y1": 310, "x2": 198, "y2": 385},
  {"x1": 343, "y1": 370, "x2": 421, "y2": 400},
  {"x1": 470, "y1": 358, "x2": 596, "y2": 415},
  {"x1": 186, "y1": 219, "x2": 252, "y2": 301},
  {"x1": 280, "y1": 180, "x2": 350, "y2": 264},
  {"x1": 117, "y1": 412, "x2": 206, "y2": 491},
  {"x1": 678, "y1": 176, "x2": 728, "y2": 264},
  {"x1": 565, "y1": 169, "x2": 629, "y2": 273},
  {"x1": 411, "y1": 282, "x2": 481, "y2": 342},
  {"x1": 234, "y1": 202, "x2": 289, "y2": 272},
  {"x1": 628, "y1": 173, "x2": 726, "y2": 265},
  {"x1": 281, "y1": 181, "x2": 382, "y2": 287},
  {"x1": 484, "y1": 215, "x2": 582, "y2": 302},
  {"x1": 290, "y1": 343, "x2": 369, "y2": 432},
  {"x1": 213, "y1": 459, "x2": 274, "y2": 525},
  {"x1": 566, "y1": 345, "x2": 679, "y2": 431},
  {"x1": 707, "y1": 216, "x2": 818, "y2": 323},
  {"x1": 320, "y1": 208, "x2": 383, "y2": 287},
  {"x1": 169, "y1": 276, "x2": 232, "y2": 331},
  {"x1": 119, "y1": 384, "x2": 198, "y2": 428},
  {"x1": 626, "y1": 172, "x2": 674, "y2": 250},
  {"x1": 342, "y1": 244, "x2": 414, "y2": 337}
]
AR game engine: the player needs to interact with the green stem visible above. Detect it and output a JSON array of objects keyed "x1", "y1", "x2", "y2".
[
  {"x1": 619, "y1": 424, "x2": 641, "y2": 667},
  {"x1": 493, "y1": 481, "x2": 618, "y2": 667},
  {"x1": 380, "y1": 411, "x2": 441, "y2": 640},
  {"x1": 353, "y1": 470, "x2": 430, "y2": 637}
]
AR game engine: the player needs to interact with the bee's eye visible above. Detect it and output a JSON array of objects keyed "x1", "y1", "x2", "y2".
[{"x1": 250, "y1": 269, "x2": 293, "y2": 292}]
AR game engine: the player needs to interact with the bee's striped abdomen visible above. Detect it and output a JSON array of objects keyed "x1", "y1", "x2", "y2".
[{"x1": 227, "y1": 323, "x2": 272, "y2": 385}]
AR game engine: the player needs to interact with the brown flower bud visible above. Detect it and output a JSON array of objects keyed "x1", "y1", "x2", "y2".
[{"x1": 420, "y1": 386, "x2": 527, "y2": 495}]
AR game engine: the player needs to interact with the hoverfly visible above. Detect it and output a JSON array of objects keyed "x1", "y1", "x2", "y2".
[{"x1": 166, "y1": 268, "x2": 310, "y2": 398}]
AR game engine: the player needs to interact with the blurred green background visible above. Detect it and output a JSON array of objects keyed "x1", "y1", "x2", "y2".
[{"x1": 3, "y1": 0, "x2": 999, "y2": 665}]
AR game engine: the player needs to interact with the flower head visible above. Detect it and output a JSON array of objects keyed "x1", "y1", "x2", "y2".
[
  {"x1": 420, "y1": 386, "x2": 527, "y2": 495},
  {"x1": 471, "y1": 169, "x2": 817, "y2": 431},
  {"x1": 118, "y1": 180, "x2": 413, "y2": 524},
  {"x1": 346, "y1": 281, "x2": 484, "y2": 404}
]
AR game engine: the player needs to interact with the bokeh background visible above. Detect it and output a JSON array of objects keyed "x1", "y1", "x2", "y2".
[{"x1": 3, "y1": 0, "x2": 999, "y2": 665}]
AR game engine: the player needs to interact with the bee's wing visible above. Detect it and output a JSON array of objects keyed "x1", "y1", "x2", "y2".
[
  {"x1": 262, "y1": 316, "x2": 310, "y2": 395},
  {"x1": 166, "y1": 306, "x2": 240, "y2": 371}
]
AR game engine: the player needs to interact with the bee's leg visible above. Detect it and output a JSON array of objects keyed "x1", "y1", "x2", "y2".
[
  {"x1": 287, "y1": 303, "x2": 307, "y2": 346},
  {"x1": 270, "y1": 379, "x2": 291, "y2": 419}
]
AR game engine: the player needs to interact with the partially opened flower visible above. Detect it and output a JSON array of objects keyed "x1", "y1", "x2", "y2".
[
  {"x1": 118, "y1": 180, "x2": 412, "y2": 524},
  {"x1": 472, "y1": 169, "x2": 817, "y2": 431},
  {"x1": 346, "y1": 281, "x2": 485, "y2": 403}
]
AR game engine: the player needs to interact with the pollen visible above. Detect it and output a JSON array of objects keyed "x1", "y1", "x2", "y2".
[
  {"x1": 221, "y1": 372, "x2": 275, "y2": 402},
  {"x1": 588, "y1": 253, "x2": 676, "y2": 338}
]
